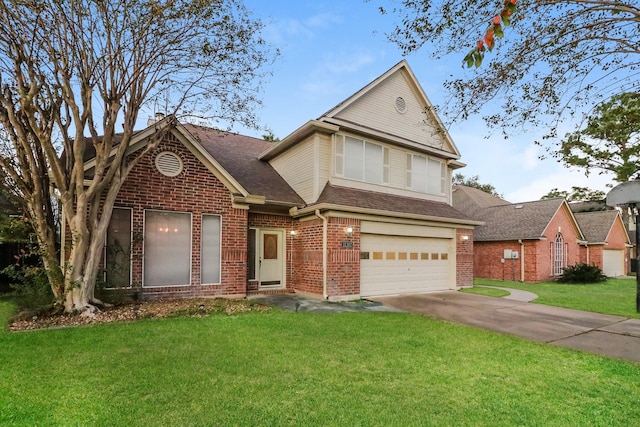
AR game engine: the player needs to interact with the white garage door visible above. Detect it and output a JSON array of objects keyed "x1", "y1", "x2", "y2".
[
  {"x1": 602, "y1": 249, "x2": 625, "y2": 277},
  {"x1": 360, "y1": 234, "x2": 453, "y2": 297}
]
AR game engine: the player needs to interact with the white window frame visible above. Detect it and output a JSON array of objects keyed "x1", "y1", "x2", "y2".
[
  {"x1": 142, "y1": 209, "x2": 193, "y2": 288},
  {"x1": 201, "y1": 213, "x2": 222, "y2": 286},
  {"x1": 406, "y1": 153, "x2": 446, "y2": 196},
  {"x1": 553, "y1": 233, "x2": 564, "y2": 276},
  {"x1": 334, "y1": 134, "x2": 389, "y2": 185}
]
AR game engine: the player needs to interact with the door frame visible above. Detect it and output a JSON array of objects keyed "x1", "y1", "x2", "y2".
[{"x1": 257, "y1": 228, "x2": 286, "y2": 289}]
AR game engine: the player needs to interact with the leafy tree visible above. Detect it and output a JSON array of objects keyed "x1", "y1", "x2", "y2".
[
  {"x1": 540, "y1": 186, "x2": 605, "y2": 202},
  {"x1": 557, "y1": 93, "x2": 640, "y2": 182},
  {"x1": 0, "y1": 0, "x2": 275, "y2": 313},
  {"x1": 262, "y1": 133, "x2": 280, "y2": 142},
  {"x1": 452, "y1": 173, "x2": 502, "y2": 197},
  {"x1": 379, "y1": 1, "x2": 640, "y2": 139}
]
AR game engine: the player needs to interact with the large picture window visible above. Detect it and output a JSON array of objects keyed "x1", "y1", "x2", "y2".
[
  {"x1": 144, "y1": 210, "x2": 191, "y2": 287},
  {"x1": 335, "y1": 135, "x2": 389, "y2": 185},
  {"x1": 201, "y1": 214, "x2": 221, "y2": 285}
]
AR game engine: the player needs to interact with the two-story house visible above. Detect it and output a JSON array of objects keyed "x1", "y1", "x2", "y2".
[{"x1": 86, "y1": 60, "x2": 480, "y2": 301}]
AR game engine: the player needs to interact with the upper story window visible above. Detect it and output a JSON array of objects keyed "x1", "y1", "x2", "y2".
[
  {"x1": 406, "y1": 153, "x2": 446, "y2": 195},
  {"x1": 335, "y1": 135, "x2": 389, "y2": 185}
]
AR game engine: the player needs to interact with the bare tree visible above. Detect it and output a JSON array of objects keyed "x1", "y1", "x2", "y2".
[
  {"x1": 379, "y1": 1, "x2": 640, "y2": 139},
  {"x1": 0, "y1": 0, "x2": 275, "y2": 313}
]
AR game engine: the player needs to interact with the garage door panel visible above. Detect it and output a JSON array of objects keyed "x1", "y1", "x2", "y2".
[
  {"x1": 360, "y1": 234, "x2": 452, "y2": 297},
  {"x1": 602, "y1": 249, "x2": 624, "y2": 277}
]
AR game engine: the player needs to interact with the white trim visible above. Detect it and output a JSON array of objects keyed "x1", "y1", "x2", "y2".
[
  {"x1": 257, "y1": 228, "x2": 286, "y2": 290},
  {"x1": 200, "y1": 213, "x2": 222, "y2": 286},
  {"x1": 142, "y1": 209, "x2": 193, "y2": 288}
]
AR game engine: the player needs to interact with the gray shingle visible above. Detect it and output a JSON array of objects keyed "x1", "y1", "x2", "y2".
[
  {"x1": 574, "y1": 210, "x2": 619, "y2": 243},
  {"x1": 313, "y1": 183, "x2": 473, "y2": 222},
  {"x1": 183, "y1": 124, "x2": 304, "y2": 206}
]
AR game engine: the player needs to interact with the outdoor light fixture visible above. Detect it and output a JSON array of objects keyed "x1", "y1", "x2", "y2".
[
  {"x1": 462, "y1": 235, "x2": 469, "y2": 241},
  {"x1": 290, "y1": 230, "x2": 297, "y2": 237},
  {"x1": 345, "y1": 227, "x2": 353, "y2": 238}
]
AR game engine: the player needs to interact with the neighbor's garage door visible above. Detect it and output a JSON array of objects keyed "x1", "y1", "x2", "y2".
[
  {"x1": 360, "y1": 234, "x2": 452, "y2": 297},
  {"x1": 602, "y1": 249, "x2": 625, "y2": 277}
]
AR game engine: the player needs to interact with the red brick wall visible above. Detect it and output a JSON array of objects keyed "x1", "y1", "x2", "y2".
[
  {"x1": 456, "y1": 229, "x2": 474, "y2": 287},
  {"x1": 474, "y1": 204, "x2": 584, "y2": 282},
  {"x1": 580, "y1": 216, "x2": 630, "y2": 272},
  {"x1": 474, "y1": 241, "x2": 524, "y2": 281},
  {"x1": 114, "y1": 133, "x2": 248, "y2": 299},
  {"x1": 326, "y1": 217, "x2": 360, "y2": 299},
  {"x1": 296, "y1": 218, "x2": 324, "y2": 296}
]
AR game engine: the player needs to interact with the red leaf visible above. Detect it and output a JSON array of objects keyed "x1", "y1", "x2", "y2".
[{"x1": 493, "y1": 15, "x2": 501, "y2": 25}]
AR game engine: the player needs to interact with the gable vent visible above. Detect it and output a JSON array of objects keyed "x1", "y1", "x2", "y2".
[
  {"x1": 395, "y1": 96, "x2": 407, "y2": 113},
  {"x1": 155, "y1": 151, "x2": 183, "y2": 177}
]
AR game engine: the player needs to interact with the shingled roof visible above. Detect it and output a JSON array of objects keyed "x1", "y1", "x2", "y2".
[
  {"x1": 574, "y1": 210, "x2": 621, "y2": 244},
  {"x1": 452, "y1": 185, "x2": 578, "y2": 241},
  {"x1": 182, "y1": 124, "x2": 304, "y2": 207},
  {"x1": 306, "y1": 183, "x2": 476, "y2": 223},
  {"x1": 452, "y1": 185, "x2": 510, "y2": 217}
]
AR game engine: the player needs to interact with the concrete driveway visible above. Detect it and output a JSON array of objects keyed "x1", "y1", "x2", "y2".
[{"x1": 376, "y1": 292, "x2": 640, "y2": 363}]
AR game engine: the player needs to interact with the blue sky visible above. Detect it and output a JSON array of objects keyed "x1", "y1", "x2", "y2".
[{"x1": 232, "y1": 0, "x2": 615, "y2": 203}]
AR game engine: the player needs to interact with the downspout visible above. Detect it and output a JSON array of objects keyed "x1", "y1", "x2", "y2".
[
  {"x1": 315, "y1": 209, "x2": 328, "y2": 300},
  {"x1": 518, "y1": 239, "x2": 524, "y2": 282}
]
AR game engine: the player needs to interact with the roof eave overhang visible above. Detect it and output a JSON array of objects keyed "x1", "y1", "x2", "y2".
[
  {"x1": 259, "y1": 120, "x2": 340, "y2": 161},
  {"x1": 290, "y1": 203, "x2": 483, "y2": 227}
]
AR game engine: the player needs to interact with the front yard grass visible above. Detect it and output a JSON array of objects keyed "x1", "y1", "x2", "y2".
[
  {"x1": 1, "y1": 297, "x2": 640, "y2": 426},
  {"x1": 473, "y1": 277, "x2": 640, "y2": 318}
]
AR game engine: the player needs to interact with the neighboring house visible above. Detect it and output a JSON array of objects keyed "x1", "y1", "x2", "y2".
[
  {"x1": 453, "y1": 185, "x2": 630, "y2": 281},
  {"x1": 574, "y1": 210, "x2": 630, "y2": 277},
  {"x1": 75, "y1": 60, "x2": 480, "y2": 301}
]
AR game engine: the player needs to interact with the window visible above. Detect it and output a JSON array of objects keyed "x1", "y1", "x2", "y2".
[
  {"x1": 406, "y1": 153, "x2": 446, "y2": 195},
  {"x1": 201, "y1": 214, "x2": 221, "y2": 285},
  {"x1": 553, "y1": 233, "x2": 564, "y2": 276},
  {"x1": 248, "y1": 228, "x2": 257, "y2": 280},
  {"x1": 144, "y1": 210, "x2": 191, "y2": 287},
  {"x1": 105, "y1": 207, "x2": 132, "y2": 288},
  {"x1": 335, "y1": 135, "x2": 389, "y2": 185}
]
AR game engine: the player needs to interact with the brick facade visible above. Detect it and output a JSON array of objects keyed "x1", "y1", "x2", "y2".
[
  {"x1": 113, "y1": 133, "x2": 248, "y2": 299},
  {"x1": 456, "y1": 229, "x2": 474, "y2": 287},
  {"x1": 100, "y1": 132, "x2": 475, "y2": 300},
  {"x1": 474, "y1": 204, "x2": 583, "y2": 282},
  {"x1": 579, "y1": 217, "x2": 630, "y2": 273}
]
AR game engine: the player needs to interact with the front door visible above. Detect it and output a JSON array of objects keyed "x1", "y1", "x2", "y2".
[{"x1": 259, "y1": 229, "x2": 284, "y2": 288}]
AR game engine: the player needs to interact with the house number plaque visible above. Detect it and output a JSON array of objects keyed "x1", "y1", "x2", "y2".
[{"x1": 341, "y1": 241, "x2": 354, "y2": 248}]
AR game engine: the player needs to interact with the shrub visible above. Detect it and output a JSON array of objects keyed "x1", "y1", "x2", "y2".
[
  {"x1": 557, "y1": 263, "x2": 607, "y2": 284},
  {"x1": 2, "y1": 249, "x2": 54, "y2": 312}
]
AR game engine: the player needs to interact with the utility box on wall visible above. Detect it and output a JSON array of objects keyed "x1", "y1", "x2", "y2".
[{"x1": 503, "y1": 249, "x2": 519, "y2": 259}]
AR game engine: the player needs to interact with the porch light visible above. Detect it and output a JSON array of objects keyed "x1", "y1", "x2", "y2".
[
  {"x1": 345, "y1": 227, "x2": 353, "y2": 238},
  {"x1": 290, "y1": 230, "x2": 297, "y2": 238},
  {"x1": 461, "y1": 235, "x2": 469, "y2": 241}
]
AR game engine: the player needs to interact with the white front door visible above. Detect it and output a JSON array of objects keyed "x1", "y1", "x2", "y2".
[{"x1": 259, "y1": 229, "x2": 285, "y2": 288}]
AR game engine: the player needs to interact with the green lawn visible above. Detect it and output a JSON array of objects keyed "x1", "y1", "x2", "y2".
[
  {"x1": 472, "y1": 277, "x2": 640, "y2": 318},
  {"x1": 1, "y1": 298, "x2": 640, "y2": 426}
]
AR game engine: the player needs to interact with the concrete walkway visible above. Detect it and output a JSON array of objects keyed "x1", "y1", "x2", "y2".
[
  {"x1": 475, "y1": 285, "x2": 539, "y2": 302},
  {"x1": 377, "y1": 292, "x2": 640, "y2": 363}
]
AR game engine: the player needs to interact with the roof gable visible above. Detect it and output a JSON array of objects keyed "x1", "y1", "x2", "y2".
[
  {"x1": 319, "y1": 60, "x2": 461, "y2": 157},
  {"x1": 574, "y1": 210, "x2": 629, "y2": 244}
]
